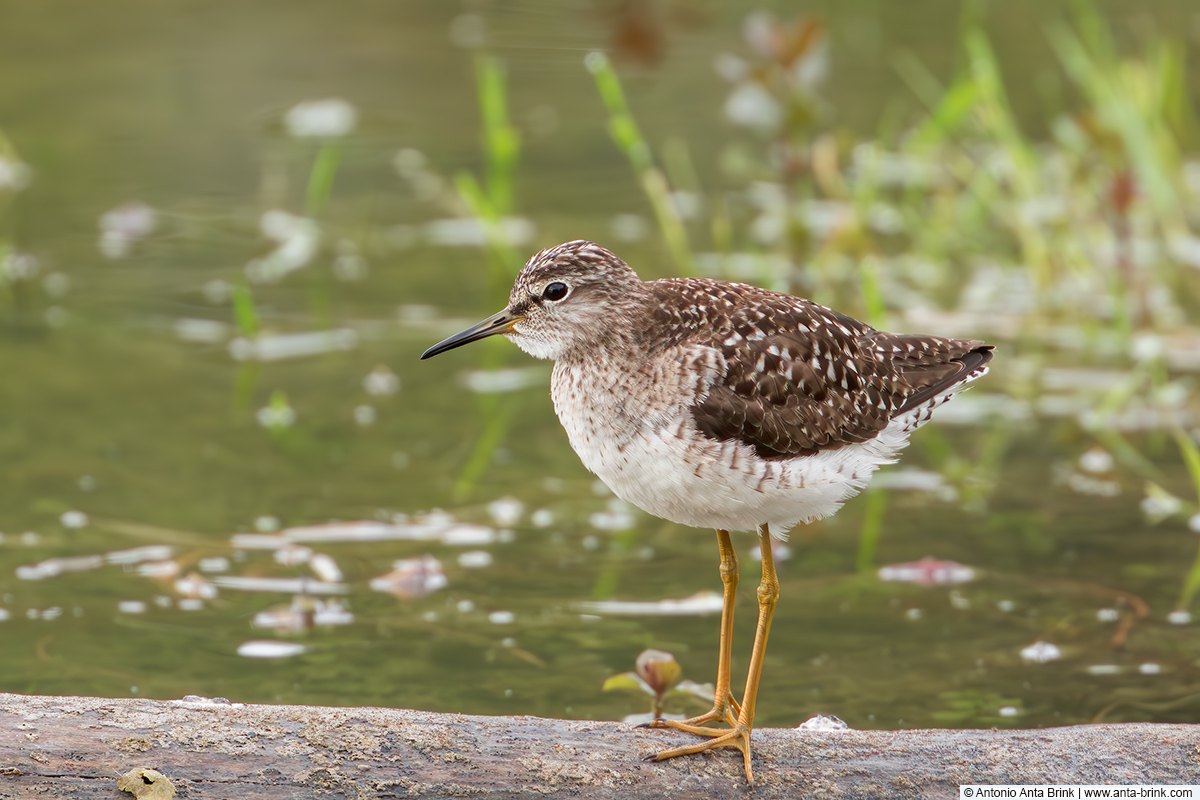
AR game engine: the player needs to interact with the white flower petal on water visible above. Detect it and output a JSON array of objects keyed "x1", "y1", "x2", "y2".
[
  {"x1": 309, "y1": 553, "x2": 343, "y2": 583},
  {"x1": 878, "y1": 558, "x2": 976, "y2": 586},
  {"x1": 578, "y1": 591, "x2": 723, "y2": 617},
  {"x1": 457, "y1": 550, "x2": 493, "y2": 569},
  {"x1": 487, "y1": 497, "x2": 523, "y2": 527},
  {"x1": 214, "y1": 576, "x2": 347, "y2": 595},
  {"x1": 369, "y1": 555, "x2": 447, "y2": 599},
  {"x1": 236, "y1": 640, "x2": 308, "y2": 659},
  {"x1": 363, "y1": 365, "x2": 400, "y2": 396},
  {"x1": 1020, "y1": 641, "x2": 1061, "y2": 664},
  {"x1": 283, "y1": 98, "x2": 357, "y2": 138},
  {"x1": 60, "y1": 510, "x2": 89, "y2": 529}
]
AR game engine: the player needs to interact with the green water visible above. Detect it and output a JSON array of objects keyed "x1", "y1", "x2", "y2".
[{"x1": 1, "y1": 0, "x2": 1199, "y2": 733}]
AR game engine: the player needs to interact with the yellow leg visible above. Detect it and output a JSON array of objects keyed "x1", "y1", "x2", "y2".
[
  {"x1": 644, "y1": 529, "x2": 741, "y2": 733},
  {"x1": 645, "y1": 524, "x2": 780, "y2": 783}
]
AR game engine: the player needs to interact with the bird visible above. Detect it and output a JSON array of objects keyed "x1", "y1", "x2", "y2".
[{"x1": 422, "y1": 240, "x2": 993, "y2": 783}]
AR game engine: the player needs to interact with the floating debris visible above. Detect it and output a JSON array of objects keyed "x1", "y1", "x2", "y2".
[
  {"x1": 487, "y1": 497, "x2": 523, "y2": 527},
  {"x1": 1167, "y1": 609, "x2": 1192, "y2": 625},
  {"x1": 796, "y1": 714, "x2": 850, "y2": 731},
  {"x1": 230, "y1": 533, "x2": 289, "y2": 550},
  {"x1": 0, "y1": 155, "x2": 32, "y2": 191},
  {"x1": 878, "y1": 557, "x2": 976, "y2": 586},
  {"x1": 424, "y1": 216, "x2": 535, "y2": 248},
  {"x1": 255, "y1": 515, "x2": 282, "y2": 532},
  {"x1": 27, "y1": 607, "x2": 63, "y2": 621},
  {"x1": 997, "y1": 706, "x2": 1020, "y2": 718},
  {"x1": 230, "y1": 328, "x2": 359, "y2": 362},
  {"x1": 213, "y1": 576, "x2": 347, "y2": 595},
  {"x1": 236, "y1": 640, "x2": 308, "y2": 659},
  {"x1": 457, "y1": 550, "x2": 493, "y2": 569},
  {"x1": 589, "y1": 502, "x2": 637, "y2": 531},
  {"x1": 369, "y1": 555, "x2": 447, "y2": 599},
  {"x1": 1139, "y1": 663, "x2": 1162, "y2": 675},
  {"x1": 579, "y1": 590, "x2": 723, "y2": 616},
  {"x1": 117, "y1": 601, "x2": 147, "y2": 614},
  {"x1": 872, "y1": 468, "x2": 951, "y2": 495},
  {"x1": 1097, "y1": 608, "x2": 1120, "y2": 622},
  {"x1": 174, "y1": 318, "x2": 229, "y2": 344},
  {"x1": 1140, "y1": 482, "x2": 1183, "y2": 523},
  {"x1": 352, "y1": 405, "x2": 377, "y2": 426},
  {"x1": 1078, "y1": 447, "x2": 1115, "y2": 474},
  {"x1": 244, "y1": 210, "x2": 320, "y2": 283},
  {"x1": 610, "y1": 213, "x2": 648, "y2": 242},
  {"x1": 1020, "y1": 641, "x2": 1062, "y2": 664},
  {"x1": 254, "y1": 393, "x2": 296, "y2": 430},
  {"x1": 460, "y1": 366, "x2": 548, "y2": 394},
  {"x1": 0, "y1": 251, "x2": 38, "y2": 283},
  {"x1": 488, "y1": 610, "x2": 515, "y2": 625},
  {"x1": 272, "y1": 544, "x2": 313, "y2": 566},
  {"x1": 198, "y1": 557, "x2": 230, "y2": 573},
  {"x1": 440, "y1": 524, "x2": 496, "y2": 547},
  {"x1": 363, "y1": 365, "x2": 400, "y2": 396},
  {"x1": 136, "y1": 560, "x2": 180, "y2": 579},
  {"x1": 1086, "y1": 664, "x2": 1120, "y2": 676},
  {"x1": 530, "y1": 509, "x2": 555, "y2": 528},
  {"x1": 252, "y1": 597, "x2": 354, "y2": 632},
  {"x1": 280, "y1": 517, "x2": 496, "y2": 547},
  {"x1": 98, "y1": 202, "x2": 156, "y2": 259},
  {"x1": 308, "y1": 553, "x2": 343, "y2": 583},
  {"x1": 749, "y1": 539, "x2": 792, "y2": 562},
  {"x1": 283, "y1": 98, "x2": 357, "y2": 139},
  {"x1": 16, "y1": 554, "x2": 103, "y2": 581},
  {"x1": 60, "y1": 510, "x2": 89, "y2": 529},
  {"x1": 174, "y1": 573, "x2": 218, "y2": 600},
  {"x1": 106, "y1": 546, "x2": 173, "y2": 565}
]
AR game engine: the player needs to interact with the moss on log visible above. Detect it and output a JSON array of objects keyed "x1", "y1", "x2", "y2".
[{"x1": 1, "y1": 693, "x2": 1197, "y2": 798}]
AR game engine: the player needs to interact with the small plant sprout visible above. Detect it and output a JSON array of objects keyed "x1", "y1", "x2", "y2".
[{"x1": 602, "y1": 648, "x2": 714, "y2": 720}]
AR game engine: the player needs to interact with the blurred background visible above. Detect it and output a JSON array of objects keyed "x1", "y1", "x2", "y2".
[{"x1": 1, "y1": 0, "x2": 1199, "y2": 730}]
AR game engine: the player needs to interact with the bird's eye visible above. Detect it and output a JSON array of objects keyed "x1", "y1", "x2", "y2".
[{"x1": 542, "y1": 282, "x2": 569, "y2": 302}]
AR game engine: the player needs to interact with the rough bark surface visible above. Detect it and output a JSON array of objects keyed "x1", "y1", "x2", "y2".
[{"x1": 1, "y1": 693, "x2": 1197, "y2": 799}]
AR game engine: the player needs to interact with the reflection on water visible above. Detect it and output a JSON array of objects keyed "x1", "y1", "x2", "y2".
[{"x1": 1, "y1": 0, "x2": 1199, "y2": 732}]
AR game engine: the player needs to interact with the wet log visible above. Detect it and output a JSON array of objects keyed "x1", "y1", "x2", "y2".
[{"x1": 1, "y1": 692, "x2": 1197, "y2": 799}]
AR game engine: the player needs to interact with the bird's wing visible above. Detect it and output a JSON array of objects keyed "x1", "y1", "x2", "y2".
[{"x1": 660, "y1": 285, "x2": 991, "y2": 460}]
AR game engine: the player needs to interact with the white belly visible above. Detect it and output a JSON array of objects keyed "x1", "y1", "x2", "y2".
[
  {"x1": 566, "y1": 413, "x2": 913, "y2": 536},
  {"x1": 549, "y1": 357, "x2": 983, "y2": 538}
]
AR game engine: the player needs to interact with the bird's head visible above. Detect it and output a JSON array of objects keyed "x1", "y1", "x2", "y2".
[{"x1": 421, "y1": 240, "x2": 646, "y2": 362}]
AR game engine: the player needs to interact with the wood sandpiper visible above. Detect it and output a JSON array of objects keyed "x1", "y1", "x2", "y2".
[{"x1": 422, "y1": 240, "x2": 993, "y2": 782}]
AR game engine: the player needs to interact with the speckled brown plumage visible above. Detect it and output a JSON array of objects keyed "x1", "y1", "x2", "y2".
[{"x1": 632, "y1": 278, "x2": 993, "y2": 460}]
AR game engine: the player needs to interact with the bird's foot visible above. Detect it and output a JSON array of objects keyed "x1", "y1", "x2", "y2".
[
  {"x1": 642, "y1": 722, "x2": 755, "y2": 783},
  {"x1": 639, "y1": 694, "x2": 740, "y2": 734}
]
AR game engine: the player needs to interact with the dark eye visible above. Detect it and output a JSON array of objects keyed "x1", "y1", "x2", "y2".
[{"x1": 542, "y1": 282, "x2": 568, "y2": 302}]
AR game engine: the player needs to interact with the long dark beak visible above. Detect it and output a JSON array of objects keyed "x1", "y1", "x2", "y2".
[{"x1": 420, "y1": 309, "x2": 521, "y2": 359}]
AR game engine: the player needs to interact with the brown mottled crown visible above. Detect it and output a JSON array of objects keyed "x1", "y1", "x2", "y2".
[{"x1": 509, "y1": 240, "x2": 641, "y2": 310}]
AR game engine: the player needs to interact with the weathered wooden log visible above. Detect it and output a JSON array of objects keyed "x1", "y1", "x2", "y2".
[{"x1": 1, "y1": 693, "x2": 1197, "y2": 798}]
